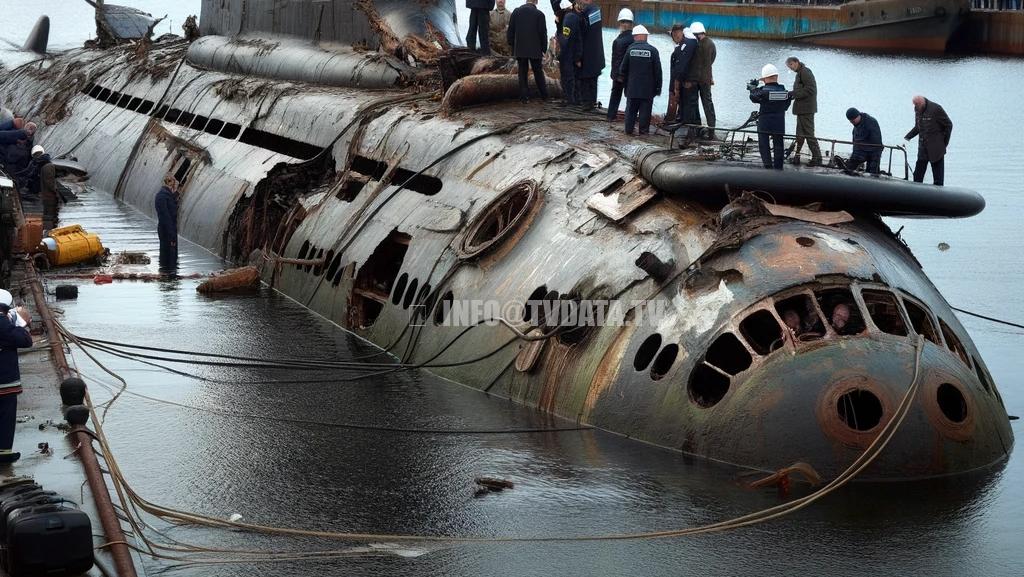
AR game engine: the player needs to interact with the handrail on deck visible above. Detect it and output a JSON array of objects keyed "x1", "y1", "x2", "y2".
[{"x1": 665, "y1": 123, "x2": 911, "y2": 180}]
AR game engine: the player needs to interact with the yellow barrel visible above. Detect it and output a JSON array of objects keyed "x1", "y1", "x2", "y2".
[{"x1": 45, "y1": 225, "x2": 105, "y2": 267}]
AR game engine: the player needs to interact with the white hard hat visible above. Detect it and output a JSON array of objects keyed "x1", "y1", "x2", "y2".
[
  {"x1": 760, "y1": 64, "x2": 779, "y2": 78},
  {"x1": 0, "y1": 289, "x2": 12, "y2": 308},
  {"x1": 31, "y1": 145, "x2": 44, "y2": 156},
  {"x1": 560, "y1": 0, "x2": 573, "y2": 9},
  {"x1": 632, "y1": 25, "x2": 649, "y2": 36},
  {"x1": 683, "y1": 27, "x2": 695, "y2": 39},
  {"x1": 618, "y1": 8, "x2": 634, "y2": 22},
  {"x1": 690, "y1": 22, "x2": 706, "y2": 34}
]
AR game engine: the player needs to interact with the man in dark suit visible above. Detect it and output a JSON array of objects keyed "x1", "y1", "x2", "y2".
[
  {"x1": 466, "y1": 0, "x2": 496, "y2": 55},
  {"x1": 507, "y1": 0, "x2": 548, "y2": 103},
  {"x1": 905, "y1": 95, "x2": 953, "y2": 186}
]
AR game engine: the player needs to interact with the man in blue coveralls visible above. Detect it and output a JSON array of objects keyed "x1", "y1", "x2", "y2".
[
  {"x1": 748, "y1": 64, "x2": 792, "y2": 170},
  {"x1": 619, "y1": 25, "x2": 662, "y2": 136},
  {"x1": 557, "y1": 0, "x2": 582, "y2": 106}
]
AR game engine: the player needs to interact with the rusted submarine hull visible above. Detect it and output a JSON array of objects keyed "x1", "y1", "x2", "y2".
[{"x1": 0, "y1": 0, "x2": 1011, "y2": 482}]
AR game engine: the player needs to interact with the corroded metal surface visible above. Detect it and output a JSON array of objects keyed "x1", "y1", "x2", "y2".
[{"x1": 0, "y1": 3, "x2": 1012, "y2": 481}]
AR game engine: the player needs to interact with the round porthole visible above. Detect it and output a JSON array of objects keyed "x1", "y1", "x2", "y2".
[
  {"x1": 633, "y1": 334, "x2": 662, "y2": 371},
  {"x1": 457, "y1": 181, "x2": 540, "y2": 259}
]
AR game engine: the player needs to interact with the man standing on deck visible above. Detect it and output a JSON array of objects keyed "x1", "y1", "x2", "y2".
[
  {"x1": 905, "y1": 95, "x2": 953, "y2": 186},
  {"x1": 508, "y1": 0, "x2": 549, "y2": 104},
  {"x1": 489, "y1": 0, "x2": 512, "y2": 56},
  {"x1": 466, "y1": 0, "x2": 496, "y2": 55},
  {"x1": 748, "y1": 64, "x2": 792, "y2": 170},
  {"x1": 0, "y1": 289, "x2": 32, "y2": 464},
  {"x1": 557, "y1": 1, "x2": 583, "y2": 106},
  {"x1": 845, "y1": 107, "x2": 883, "y2": 175},
  {"x1": 685, "y1": 22, "x2": 716, "y2": 139},
  {"x1": 28, "y1": 146, "x2": 58, "y2": 232},
  {"x1": 620, "y1": 25, "x2": 661, "y2": 136},
  {"x1": 606, "y1": 9, "x2": 634, "y2": 121},
  {"x1": 577, "y1": 0, "x2": 605, "y2": 112},
  {"x1": 155, "y1": 175, "x2": 179, "y2": 271},
  {"x1": 786, "y1": 56, "x2": 822, "y2": 167},
  {"x1": 671, "y1": 27, "x2": 699, "y2": 126}
]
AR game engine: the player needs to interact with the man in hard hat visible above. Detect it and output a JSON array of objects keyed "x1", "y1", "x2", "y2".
[
  {"x1": 670, "y1": 26, "x2": 699, "y2": 126},
  {"x1": 685, "y1": 22, "x2": 716, "y2": 139},
  {"x1": 557, "y1": 1, "x2": 582, "y2": 106},
  {"x1": 905, "y1": 95, "x2": 953, "y2": 186},
  {"x1": 28, "y1": 145, "x2": 59, "y2": 231},
  {"x1": 466, "y1": 0, "x2": 496, "y2": 55},
  {"x1": 606, "y1": 8, "x2": 634, "y2": 121},
  {"x1": 748, "y1": 64, "x2": 792, "y2": 170},
  {"x1": 577, "y1": 0, "x2": 605, "y2": 112},
  {"x1": 508, "y1": 0, "x2": 548, "y2": 104},
  {"x1": 845, "y1": 107, "x2": 883, "y2": 175},
  {"x1": 155, "y1": 174, "x2": 180, "y2": 271},
  {"x1": 619, "y1": 25, "x2": 661, "y2": 136},
  {"x1": 786, "y1": 56, "x2": 822, "y2": 167},
  {"x1": 0, "y1": 288, "x2": 32, "y2": 464}
]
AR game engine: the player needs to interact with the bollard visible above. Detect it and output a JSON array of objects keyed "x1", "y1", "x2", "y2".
[
  {"x1": 63, "y1": 405, "x2": 90, "y2": 427},
  {"x1": 59, "y1": 377, "x2": 87, "y2": 405}
]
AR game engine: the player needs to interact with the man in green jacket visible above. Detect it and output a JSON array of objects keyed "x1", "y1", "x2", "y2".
[{"x1": 786, "y1": 57, "x2": 822, "y2": 166}]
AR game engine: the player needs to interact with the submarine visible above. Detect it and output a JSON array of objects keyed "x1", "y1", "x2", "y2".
[{"x1": 0, "y1": 0, "x2": 1012, "y2": 482}]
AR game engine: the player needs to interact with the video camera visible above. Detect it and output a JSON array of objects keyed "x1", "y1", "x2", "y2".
[{"x1": 746, "y1": 78, "x2": 760, "y2": 91}]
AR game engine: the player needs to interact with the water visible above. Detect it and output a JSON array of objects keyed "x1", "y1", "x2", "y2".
[{"x1": 4, "y1": 2, "x2": 1024, "y2": 575}]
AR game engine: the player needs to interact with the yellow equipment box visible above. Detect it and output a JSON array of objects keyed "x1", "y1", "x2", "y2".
[{"x1": 45, "y1": 225, "x2": 105, "y2": 267}]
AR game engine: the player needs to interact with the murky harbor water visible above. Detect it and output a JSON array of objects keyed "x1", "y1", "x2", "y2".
[{"x1": 3, "y1": 2, "x2": 1024, "y2": 575}]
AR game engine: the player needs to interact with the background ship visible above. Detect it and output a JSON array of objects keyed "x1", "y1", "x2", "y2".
[{"x1": 598, "y1": 0, "x2": 971, "y2": 52}]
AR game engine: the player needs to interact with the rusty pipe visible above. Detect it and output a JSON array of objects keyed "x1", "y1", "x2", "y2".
[{"x1": 24, "y1": 261, "x2": 139, "y2": 577}]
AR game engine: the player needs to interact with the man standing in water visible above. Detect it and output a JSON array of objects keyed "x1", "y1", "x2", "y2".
[
  {"x1": 155, "y1": 175, "x2": 179, "y2": 271},
  {"x1": 905, "y1": 95, "x2": 953, "y2": 186}
]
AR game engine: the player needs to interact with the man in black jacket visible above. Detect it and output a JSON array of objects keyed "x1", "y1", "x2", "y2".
[
  {"x1": 619, "y1": 26, "x2": 661, "y2": 136},
  {"x1": 508, "y1": 0, "x2": 548, "y2": 104},
  {"x1": 577, "y1": 0, "x2": 605, "y2": 111},
  {"x1": 606, "y1": 8, "x2": 634, "y2": 121},
  {"x1": 0, "y1": 288, "x2": 32, "y2": 464},
  {"x1": 466, "y1": 0, "x2": 496, "y2": 55},
  {"x1": 155, "y1": 175, "x2": 180, "y2": 271},
  {"x1": 748, "y1": 64, "x2": 792, "y2": 170},
  {"x1": 905, "y1": 95, "x2": 953, "y2": 186},
  {"x1": 671, "y1": 26, "x2": 698, "y2": 126},
  {"x1": 557, "y1": 1, "x2": 582, "y2": 106},
  {"x1": 846, "y1": 107, "x2": 884, "y2": 175}
]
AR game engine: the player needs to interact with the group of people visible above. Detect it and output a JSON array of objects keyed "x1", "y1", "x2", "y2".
[{"x1": 0, "y1": 108, "x2": 60, "y2": 229}]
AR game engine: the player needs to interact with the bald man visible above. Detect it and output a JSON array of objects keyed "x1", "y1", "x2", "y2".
[{"x1": 905, "y1": 95, "x2": 952, "y2": 186}]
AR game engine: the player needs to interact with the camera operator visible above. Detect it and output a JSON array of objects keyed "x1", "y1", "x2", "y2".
[
  {"x1": 0, "y1": 288, "x2": 32, "y2": 464},
  {"x1": 747, "y1": 64, "x2": 792, "y2": 170}
]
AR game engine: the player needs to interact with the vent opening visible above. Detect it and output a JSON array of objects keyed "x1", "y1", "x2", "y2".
[
  {"x1": 905, "y1": 299, "x2": 940, "y2": 344},
  {"x1": 297, "y1": 240, "x2": 310, "y2": 261},
  {"x1": 433, "y1": 290, "x2": 454, "y2": 325},
  {"x1": 97, "y1": 87, "x2": 112, "y2": 101},
  {"x1": 392, "y1": 168, "x2": 443, "y2": 196},
  {"x1": 862, "y1": 289, "x2": 909, "y2": 336},
  {"x1": 164, "y1": 108, "x2": 182, "y2": 123},
  {"x1": 205, "y1": 118, "x2": 225, "y2": 136},
  {"x1": 523, "y1": 286, "x2": 547, "y2": 325},
  {"x1": 650, "y1": 344, "x2": 679, "y2": 381},
  {"x1": 939, "y1": 319, "x2": 971, "y2": 366},
  {"x1": 154, "y1": 104, "x2": 169, "y2": 118},
  {"x1": 391, "y1": 273, "x2": 409, "y2": 306},
  {"x1": 116, "y1": 93, "x2": 131, "y2": 107},
  {"x1": 633, "y1": 333, "x2": 662, "y2": 371},
  {"x1": 403, "y1": 278, "x2": 419, "y2": 310},
  {"x1": 936, "y1": 383, "x2": 967, "y2": 423},
  {"x1": 220, "y1": 123, "x2": 242, "y2": 140},
  {"x1": 815, "y1": 288, "x2": 865, "y2": 336},
  {"x1": 136, "y1": 101, "x2": 153, "y2": 115},
  {"x1": 972, "y1": 357, "x2": 992, "y2": 393},
  {"x1": 240, "y1": 127, "x2": 321, "y2": 160},
  {"x1": 739, "y1": 310, "x2": 783, "y2": 355},
  {"x1": 689, "y1": 364, "x2": 730, "y2": 408},
  {"x1": 348, "y1": 231, "x2": 411, "y2": 329},
  {"x1": 350, "y1": 156, "x2": 388, "y2": 179},
  {"x1": 459, "y1": 181, "x2": 537, "y2": 259},
  {"x1": 705, "y1": 332, "x2": 752, "y2": 375},
  {"x1": 127, "y1": 97, "x2": 143, "y2": 111},
  {"x1": 836, "y1": 389, "x2": 883, "y2": 431},
  {"x1": 325, "y1": 252, "x2": 342, "y2": 281}
]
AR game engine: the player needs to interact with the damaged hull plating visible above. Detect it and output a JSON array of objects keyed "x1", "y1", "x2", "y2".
[{"x1": 0, "y1": 0, "x2": 1011, "y2": 482}]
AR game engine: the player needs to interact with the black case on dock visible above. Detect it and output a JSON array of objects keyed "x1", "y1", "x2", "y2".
[
  {"x1": 3, "y1": 504, "x2": 93, "y2": 577},
  {"x1": 0, "y1": 491, "x2": 66, "y2": 535}
]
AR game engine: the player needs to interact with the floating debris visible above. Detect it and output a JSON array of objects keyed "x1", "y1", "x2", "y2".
[
  {"x1": 938, "y1": 242, "x2": 951, "y2": 251},
  {"x1": 196, "y1": 266, "x2": 261, "y2": 294}
]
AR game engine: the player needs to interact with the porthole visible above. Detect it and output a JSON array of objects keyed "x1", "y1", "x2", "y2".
[
  {"x1": 739, "y1": 309, "x2": 783, "y2": 355},
  {"x1": 836, "y1": 389, "x2": 883, "y2": 431},
  {"x1": 325, "y1": 251, "x2": 342, "y2": 281},
  {"x1": 650, "y1": 344, "x2": 679, "y2": 381},
  {"x1": 297, "y1": 240, "x2": 310, "y2": 261},
  {"x1": 633, "y1": 333, "x2": 662, "y2": 371},
  {"x1": 391, "y1": 273, "x2": 409, "y2": 305},
  {"x1": 936, "y1": 383, "x2": 967, "y2": 423},
  {"x1": 705, "y1": 332, "x2": 752, "y2": 376},
  {"x1": 457, "y1": 180, "x2": 539, "y2": 259},
  {"x1": 689, "y1": 364, "x2": 730, "y2": 408},
  {"x1": 403, "y1": 278, "x2": 419, "y2": 310},
  {"x1": 312, "y1": 248, "x2": 325, "y2": 275}
]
